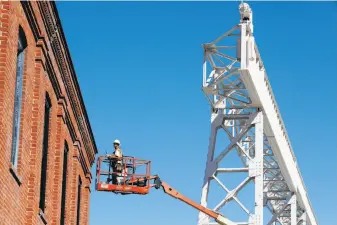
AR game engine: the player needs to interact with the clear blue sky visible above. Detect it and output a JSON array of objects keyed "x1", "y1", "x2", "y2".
[{"x1": 55, "y1": 2, "x2": 336, "y2": 225}]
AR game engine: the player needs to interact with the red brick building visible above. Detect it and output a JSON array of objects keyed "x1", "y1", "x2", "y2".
[{"x1": 0, "y1": 1, "x2": 97, "y2": 225}]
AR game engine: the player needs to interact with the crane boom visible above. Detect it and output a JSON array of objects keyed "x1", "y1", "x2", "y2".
[{"x1": 153, "y1": 177, "x2": 236, "y2": 225}]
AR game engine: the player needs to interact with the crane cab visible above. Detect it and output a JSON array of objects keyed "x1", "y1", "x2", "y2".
[{"x1": 95, "y1": 155, "x2": 155, "y2": 195}]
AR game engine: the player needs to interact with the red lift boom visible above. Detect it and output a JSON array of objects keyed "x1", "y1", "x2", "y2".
[{"x1": 95, "y1": 155, "x2": 236, "y2": 225}]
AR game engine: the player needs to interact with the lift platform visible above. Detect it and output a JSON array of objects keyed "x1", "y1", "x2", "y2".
[
  {"x1": 95, "y1": 155, "x2": 157, "y2": 195},
  {"x1": 95, "y1": 155, "x2": 236, "y2": 225}
]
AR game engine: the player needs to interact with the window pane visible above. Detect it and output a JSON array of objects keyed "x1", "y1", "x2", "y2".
[{"x1": 10, "y1": 37, "x2": 25, "y2": 167}]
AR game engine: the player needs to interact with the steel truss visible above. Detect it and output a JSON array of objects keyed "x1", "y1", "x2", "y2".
[{"x1": 198, "y1": 3, "x2": 316, "y2": 225}]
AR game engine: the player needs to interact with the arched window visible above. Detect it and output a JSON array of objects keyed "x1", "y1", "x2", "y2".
[{"x1": 11, "y1": 26, "x2": 27, "y2": 167}]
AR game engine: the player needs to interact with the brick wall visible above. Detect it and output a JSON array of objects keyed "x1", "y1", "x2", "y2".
[{"x1": 0, "y1": 1, "x2": 97, "y2": 225}]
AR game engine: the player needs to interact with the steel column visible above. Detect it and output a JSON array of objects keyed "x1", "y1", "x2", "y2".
[
  {"x1": 253, "y1": 112, "x2": 263, "y2": 225},
  {"x1": 198, "y1": 114, "x2": 221, "y2": 225},
  {"x1": 290, "y1": 194, "x2": 297, "y2": 225}
]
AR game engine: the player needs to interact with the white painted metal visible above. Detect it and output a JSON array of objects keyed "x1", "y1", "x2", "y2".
[
  {"x1": 290, "y1": 194, "x2": 297, "y2": 225},
  {"x1": 298, "y1": 212, "x2": 307, "y2": 225},
  {"x1": 254, "y1": 112, "x2": 264, "y2": 225},
  {"x1": 198, "y1": 3, "x2": 317, "y2": 225}
]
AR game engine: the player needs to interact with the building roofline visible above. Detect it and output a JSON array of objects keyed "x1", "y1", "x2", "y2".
[{"x1": 51, "y1": 2, "x2": 98, "y2": 154}]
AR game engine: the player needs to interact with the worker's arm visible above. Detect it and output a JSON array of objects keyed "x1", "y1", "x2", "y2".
[
  {"x1": 153, "y1": 177, "x2": 236, "y2": 225},
  {"x1": 107, "y1": 154, "x2": 122, "y2": 159}
]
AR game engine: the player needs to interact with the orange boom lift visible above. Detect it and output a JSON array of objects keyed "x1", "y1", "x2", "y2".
[{"x1": 96, "y1": 155, "x2": 236, "y2": 225}]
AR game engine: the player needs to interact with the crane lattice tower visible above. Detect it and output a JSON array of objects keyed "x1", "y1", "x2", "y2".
[{"x1": 198, "y1": 3, "x2": 317, "y2": 225}]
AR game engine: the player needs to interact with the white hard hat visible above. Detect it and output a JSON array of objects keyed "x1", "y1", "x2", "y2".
[{"x1": 113, "y1": 139, "x2": 120, "y2": 145}]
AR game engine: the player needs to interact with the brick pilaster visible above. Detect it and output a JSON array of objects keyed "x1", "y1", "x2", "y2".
[
  {"x1": 69, "y1": 142, "x2": 80, "y2": 224},
  {"x1": 50, "y1": 102, "x2": 65, "y2": 225}
]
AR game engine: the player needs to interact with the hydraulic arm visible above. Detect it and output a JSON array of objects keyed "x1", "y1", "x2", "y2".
[{"x1": 153, "y1": 177, "x2": 236, "y2": 225}]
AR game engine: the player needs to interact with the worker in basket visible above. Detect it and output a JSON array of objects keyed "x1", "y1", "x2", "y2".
[{"x1": 108, "y1": 139, "x2": 125, "y2": 185}]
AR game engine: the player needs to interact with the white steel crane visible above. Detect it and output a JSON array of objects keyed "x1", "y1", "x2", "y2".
[{"x1": 198, "y1": 3, "x2": 317, "y2": 225}]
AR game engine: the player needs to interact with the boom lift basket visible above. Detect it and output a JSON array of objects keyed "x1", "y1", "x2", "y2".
[{"x1": 95, "y1": 155, "x2": 155, "y2": 195}]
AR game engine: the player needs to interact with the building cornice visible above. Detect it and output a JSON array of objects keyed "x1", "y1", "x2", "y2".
[
  {"x1": 49, "y1": 1, "x2": 98, "y2": 156},
  {"x1": 21, "y1": 1, "x2": 98, "y2": 167}
]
